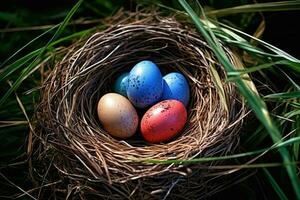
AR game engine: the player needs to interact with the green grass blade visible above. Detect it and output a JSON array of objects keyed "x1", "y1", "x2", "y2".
[
  {"x1": 0, "y1": 28, "x2": 92, "y2": 84},
  {"x1": 215, "y1": 21, "x2": 299, "y2": 62},
  {"x1": 285, "y1": 110, "x2": 300, "y2": 119},
  {"x1": 227, "y1": 62, "x2": 275, "y2": 77},
  {"x1": 0, "y1": 0, "x2": 83, "y2": 108},
  {"x1": 44, "y1": 0, "x2": 83, "y2": 49},
  {"x1": 277, "y1": 68, "x2": 300, "y2": 91},
  {"x1": 206, "y1": 1, "x2": 300, "y2": 17},
  {"x1": 178, "y1": 0, "x2": 300, "y2": 198},
  {"x1": 149, "y1": 161, "x2": 299, "y2": 169},
  {"x1": 209, "y1": 62, "x2": 228, "y2": 112},
  {"x1": 0, "y1": 24, "x2": 59, "y2": 69},
  {"x1": 292, "y1": 116, "x2": 300, "y2": 160},
  {"x1": 278, "y1": 61, "x2": 300, "y2": 73},
  {"x1": 227, "y1": 60, "x2": 300, "y2": 79},
  {"x1": 290, "y1": 102, "x2": 300, "y2": 109},
  {"x1": 264, "y1": 92, "x2": 300, "y2": 99},
  {"x1": 144, "y1": 136, "x2": 300, "y2": 164},
  {"x1": 263, "y1": 168, "x2": 289, "y2": 200},
  {"x1": 203, "y1": 19, "x2": 298, "y2": 62},
  {"x1": 276, "y1": 136, "x2": 300, "y2": 149},
  {"x1": 0, "y1": 49, "x2": 41, "y2": 81},
  {"x1": 50, "y1": 28, "x2": 94, "y2": 47}
]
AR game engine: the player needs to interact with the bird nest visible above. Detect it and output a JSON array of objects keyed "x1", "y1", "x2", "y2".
[{"x1": 29, "y1": 10, "x2": 248, "y2": 199}]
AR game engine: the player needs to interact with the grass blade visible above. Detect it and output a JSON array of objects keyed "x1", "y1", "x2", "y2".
[
  {"x1": 227, "y1": 60, "x2": 300, "y2": 79},
  {"x1": 209, "y1": 61, "x2": 228, "y2": 112},
  {"x1": 214, "y1": 21, "x2": 299, "y2": 62},
  {"x1": 292, "y1": 116, "x2": 300, "y2": 160},
  {"x1": 144, "y1": 136, "x2": 300, "y2": 164},
  {"x1": 0, "y1": 24, "x2": 59, "y2": 69},
  {"x1": 264, "y1": 92, "x2": 300, "y2": 99},
  {"x1": 206, "y1": 1, "x2": 300, "y2": 17},
  {"x1": 0, "y1": 28, "x2": 92, "y2": 84},
  {"x1": 0, "y1": 49, "x2": 41, "y2": 82},
  {"x1": 0, "y1": 0, "x2": 83, "y2": 108},
  {"x1": 263, "y1": 168, "x2": 289, "y2": 200}
]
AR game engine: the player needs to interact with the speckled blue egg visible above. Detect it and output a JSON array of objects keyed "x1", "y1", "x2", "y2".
[
  {"x1": 114, "y1": 72, "x2": 129, "y2": 97},
  {"x1": 161, "y1": 72, "x2": 190, "y2": 107},
  {"x1": 127, "y1": 60, "x2": 163, "y2": 108}
]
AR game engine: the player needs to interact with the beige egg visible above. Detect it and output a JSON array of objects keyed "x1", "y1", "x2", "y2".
[{"x1": 97, "y1": 93, "x2": 138, "y2": 139}]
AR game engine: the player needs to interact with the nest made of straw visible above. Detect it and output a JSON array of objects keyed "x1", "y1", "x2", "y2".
[{"x1": 30, "y1": 10, "x2": 247, "y2": 199}]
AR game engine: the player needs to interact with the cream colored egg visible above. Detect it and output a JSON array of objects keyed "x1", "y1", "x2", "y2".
[{"x1": 97, "y1": 93, "x2": 138, "y2": 139}]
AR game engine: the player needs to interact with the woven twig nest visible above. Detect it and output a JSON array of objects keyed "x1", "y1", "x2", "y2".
[{"x1": 31, "y1": 11, "x2": 247, "y2": 199}]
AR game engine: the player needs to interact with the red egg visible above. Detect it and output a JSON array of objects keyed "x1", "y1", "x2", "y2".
[{"x1": 141, "y1": 100, "x2": 187, "y2": 143}]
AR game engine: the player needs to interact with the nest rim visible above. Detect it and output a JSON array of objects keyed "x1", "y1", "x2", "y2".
[{"x1": 31, "y1": 10, "x2": 248, "y2": 199}]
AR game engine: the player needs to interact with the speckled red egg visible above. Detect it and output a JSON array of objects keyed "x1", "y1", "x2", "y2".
[{"x1": 141, "y1": 100, "x2": 187, "y2": 143}]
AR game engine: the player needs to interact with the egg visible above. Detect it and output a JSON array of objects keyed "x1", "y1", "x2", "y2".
[
  {"x1": 161, "y1": 72, "x2": 190, "y2": 107},
  {"x1": 114, "y1": 72, "x2": 129, "y2": 97},
  {"x1": 97, "y1": 93, "x2": 138, "y2": 139},
  {"x1": 127, "y1": 60, "x2": 163, "y2": 108},
  {"x1": 141, "y1": 100, "x2": 187, "y2": 143}
]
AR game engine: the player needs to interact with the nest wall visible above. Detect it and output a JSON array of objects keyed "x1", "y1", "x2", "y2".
[{"x1": 30, "y1": 11, "x2": 247, "y2": 199}]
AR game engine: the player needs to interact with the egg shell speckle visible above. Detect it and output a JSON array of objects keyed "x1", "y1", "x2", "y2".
[
  {"x1": 127, "y1": 60, "x2": 163, "y2": 108},
  {"x1": 141, "y1": 100, "x2": 187, "y2": 143},
  {"x1": 97, "y1": 93, "x2": 138, "y2": 139}
]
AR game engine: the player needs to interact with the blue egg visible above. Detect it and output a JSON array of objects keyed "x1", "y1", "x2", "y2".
[
  {"x1": 114, "y1": 72, "x2": 129, "y2": 97},
  {"x1": 161, "y1": 72, "x2": 190, "y2": 107},
  {"x1": 127, "y1": 60, "x2": 163, "y2": 108}
]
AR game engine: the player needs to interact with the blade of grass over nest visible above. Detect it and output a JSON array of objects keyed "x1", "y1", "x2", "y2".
[
  {"x1": 50, "y1": 28, "x2": 95, "y2": 47},
  {"x1": 0, "y1": 24, "x2": 59, "y2": 69},
  {"x1": 277, "y1": 68, "x2": 300, "y2": 91},
  {"x1": 290, "y1": 102, "x2": 300, "y2": 109},
  {"x1": 278, "y1": 60, "x2": 300, "y2": 74},
  {"x1": 285, "y1": 110, "x2": 300, "y2": 119},
  {"x1": 0, "y1": 49, "x2": 41, "y2": 82},
  {"x1": 0, "y1": 0, "x2": 83, "y2": 108},
  {"x1": 149, "y1": 161, "x2": 299, "y2": 169},
  {"x1": 145, "y1": 136, "x2": 300, "y2": 164},
  {"x1": 0, "y1": 19, "x2": 101, "y2": 33},
  {"x1": 45, "y1": 0, "x2": 83, "y2": 46},
  {"x1": 159, "y1": 4, "x2": 299, "y2": 64},
  {"x1": 209, "y1": 61, "x2": 228, "y2": 112},
  {"x1": 263, "y1": 168, "x2": 289, "y2": 200},
  {"x1": 227, "y1": 61, "x2": 300, "y2": 84},
  {"x1": 229, "y1": 52, "x2": 258, "y2": 94},
  {"x1": 149, "y1": 162, "x2": 297, "y2": 170},
  {"x1": 292, "y1": 117, "x2": 300, "y2": 160},
  {"x1": 214, "y1": 21, "x2": 299, "y2": 63},
  {"x1": 227, "y1": 62, "x2": 274, "y2": 78},
  {"x1": 213, "y1": 27, "x2": 297, "y2": 62},
  {"x1": 201, "y1": 19, "x2": 299, "y2": 62},
  {"x1": 178, "y1": 0, "x2": 300, "y2": 198},
  {"x1": 226, "y1": 60, "x2": 300, "y2": 78},
  {"x1": 264, "y1": 92, "x2": 300, "y2": 100},
  {"x1": 205, "y1": 1, "x2": 300, "y2": 17},
  {"x1": 207, "y1": 162, "x2": 299, "y2": 169},
  {"x1": 0, "y1": 28, "x2": 91, "y2": 84}
]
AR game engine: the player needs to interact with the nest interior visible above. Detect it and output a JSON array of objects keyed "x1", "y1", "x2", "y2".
[{"x1": 31, "y1": 11, "x2": 247, "y2": 199}]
